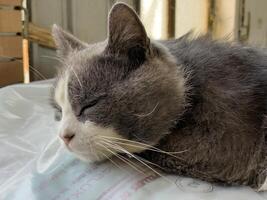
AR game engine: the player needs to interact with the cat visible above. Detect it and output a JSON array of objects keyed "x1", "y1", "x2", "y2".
[{"x1": 51, "y1": 3, "x2": 267, "y2": 191}]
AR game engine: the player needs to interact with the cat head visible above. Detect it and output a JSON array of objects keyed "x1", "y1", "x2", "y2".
[{"x1": 52, "y1": 3, "x2": 186, "y2": 162}]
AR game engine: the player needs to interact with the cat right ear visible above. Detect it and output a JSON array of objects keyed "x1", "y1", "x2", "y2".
[
  {"x1": 106, "y1": 3, "x2": 149, "y2": 63},
  {"x1": 52, "y1": 24, "x2": 87, "y2": 58}
]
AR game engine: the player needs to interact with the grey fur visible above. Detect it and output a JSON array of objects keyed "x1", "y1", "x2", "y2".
[{"x1": 52, "y1": 3, "x2": 267, "y2": 189}]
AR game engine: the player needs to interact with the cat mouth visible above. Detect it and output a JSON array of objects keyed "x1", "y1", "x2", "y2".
[
  {"x1": 59, "y1": 137, "x2": 74, "y2": 152},
  {"x1": 62, "y1": 138, "x2": 102, "y2": 158},
  {"x1": 64, "y1": 143, "x2": 73, "y2": 151}
]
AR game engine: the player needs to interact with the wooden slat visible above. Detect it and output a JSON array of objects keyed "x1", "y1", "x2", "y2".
[
  {"x1": 167, "y1": 0, "x2": 175, "y2": 38},
  {"x1": 28, "y1": 23, "x2": 56, "y2": 49},
  {"x1": 175, "y1": 0, "x2": 209, "y2": 37},
  {"x1": 22, "y1": 39, "x2": 29, "y2": 83},
  {"x1": 0, "y1": 36, "x2": 22, "y2": 57},
  {"x1": 0, "y1": 61, "x2": 23, "y2": 87},
  {"x1": 0, "y1": 10, "x2": 21, "y2": 32},
  {"x1": 211, "y1": 0, "x2": 237, "y2": 40},
  {"x1": 140, "y1": 0, "x2": 169, "y2": 39},
  {"x1": 0, "y1": 0, "x2": 21, "y2": 6}
]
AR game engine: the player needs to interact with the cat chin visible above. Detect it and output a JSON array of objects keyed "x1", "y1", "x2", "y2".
[{"x1": 72, "y1": 151, "x2": 107, "y2": 163}]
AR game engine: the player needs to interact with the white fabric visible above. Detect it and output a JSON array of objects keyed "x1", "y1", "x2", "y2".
[{"x1": 1, "y1": 81, "x2": 267, "y2": 200}]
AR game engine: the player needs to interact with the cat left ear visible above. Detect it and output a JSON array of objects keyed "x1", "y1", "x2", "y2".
[
  {"x1": 106, "y1": 3, "x2": 149, "y2": 63},
  {"x1": 52, "y1": 24, "x2": 87, "y2": 58}
]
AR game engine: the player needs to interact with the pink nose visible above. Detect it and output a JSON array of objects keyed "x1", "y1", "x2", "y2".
[{"x1": 60, "y1": 133, "x2": 75, "y2": 145}]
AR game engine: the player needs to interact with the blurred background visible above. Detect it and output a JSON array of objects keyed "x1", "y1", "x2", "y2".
[{"x1": 0, "y1": 0, "x2": 266, "y2": 87}]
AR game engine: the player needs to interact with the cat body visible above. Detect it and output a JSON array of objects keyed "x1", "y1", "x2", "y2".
[
  {"x1": 146, "y1": 37, "x2": 267, "y2": 189},
  {"x1": 52, "y1": 3, "x2": 267, "y2": 190}
]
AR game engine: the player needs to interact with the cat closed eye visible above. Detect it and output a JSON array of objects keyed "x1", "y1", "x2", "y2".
[{"x1": 78, "y1": 99, "x2": 99, "y2": 116}]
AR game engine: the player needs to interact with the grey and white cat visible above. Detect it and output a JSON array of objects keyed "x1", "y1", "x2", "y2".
[{"x1": 51, "y1": 3, "x2": 267, "y2": 190}]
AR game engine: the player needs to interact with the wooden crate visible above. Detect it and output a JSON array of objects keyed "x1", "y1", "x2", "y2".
[
  {"x1": 0, "y1": 36, "x2": 22, "y2": 57},
  {"x1": 0, "y1": 10, "x2": 21, "y2": 33},
  {"x1": 0, "y1": 1, "x2": 23, "y2": 86},
  {"x1": 0, "y1": 61, "x2": 23, "y2": 87},
  {"x1": 0, "y1": 0, "x2": 21, "y2": 6}
]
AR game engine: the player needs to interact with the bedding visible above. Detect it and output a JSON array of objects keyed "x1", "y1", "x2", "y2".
[{"x1": 1, "y1": 81, "x2": 267, "y2": 200}]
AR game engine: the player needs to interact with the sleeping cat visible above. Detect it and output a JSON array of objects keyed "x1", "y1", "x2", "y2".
[{"x1": 51, "y1": 3, "x2": 267, "y2": 190}]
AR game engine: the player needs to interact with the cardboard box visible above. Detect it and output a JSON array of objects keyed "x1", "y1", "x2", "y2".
[
  {"x1": 0, "y1": 0, "x2": 21, "y2": 6},
  {"x1": 0, "y1": 10, "x2": 21, "y2": 33},
  {"x1": 0, "y1": 36, "x2": 22, "y2": 57},
  {"x1": 0, "y1": 0, "x2": 23, "y2": 87},
  {"x1": 0, "y1": 61, "x2": 23, "y2": 87}
]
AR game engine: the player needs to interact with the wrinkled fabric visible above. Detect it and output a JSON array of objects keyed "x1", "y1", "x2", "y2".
[{"x1": 1, "y1": 81, "x2": 267, "y2": 200}]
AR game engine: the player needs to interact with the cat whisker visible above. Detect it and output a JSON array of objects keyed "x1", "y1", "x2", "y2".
[
  {"x1": 47, "y1": 50, "x2": 84, "y2": 91},
  {"x1": 28, "y1": 68, "x2": 43, "y2": 81},
  {"x1": 133, "y1": 154, "x2": 166, "y2": 171},
  {"x1": 102, "y1": 140, "x2": 210, "y2": 179},
  {"x1": 0, "y1": 55, "x2": 49, "y2": 81},
  {"x1": 101, "y1": 140, "x2": 174, "y2": 185},
  {"x1": 100, "y1": 138, "x2": 212, "y2": 179},
  {"x1": 105, "y1": 139, "x2": 188, "y2": 155},
  {"x1": 133, "y1": 102, "x2": 159, "y2": 118},
  {"x1": 98, "y1": 151, "x2": 125, "y2": 172},
  {"x1": 69, "y1": 65, "x2": 83, "y2": 90},
  {"x1": 29, "y1": 66, "x2": 47, "y2": 80},
  {"x1": 115, "y1": 153, "x2": 147, "y2": 176},
  {"x1": 97, "y1": 142, "x2": 146, "y2": 175},
  {"x1": 98, "y1": 136, "x2": 188, "y2": 160},
  {"x1": 98, "y1": 135, "x2": 162, "y2": 150},
  {"x1": 41, "y1": 55, "x2": 65, "y2": 65}
]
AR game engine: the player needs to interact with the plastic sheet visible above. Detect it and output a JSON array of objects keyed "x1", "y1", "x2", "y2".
[{"x1": 1, "y1": 81, "x2": 267, "y2": 200}]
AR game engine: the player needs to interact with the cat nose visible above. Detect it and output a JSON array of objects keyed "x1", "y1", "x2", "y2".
[{"x1": 60, "y1": 132, "x2": 75, "y2": 145}]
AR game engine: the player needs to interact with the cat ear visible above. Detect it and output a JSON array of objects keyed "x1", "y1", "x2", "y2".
[
  {"x1": 52, "y1": 24, "x2": 87, "y2": 58},
  {"x1": 106, "y1": 3, "x2": 149, "y2": 62}
]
